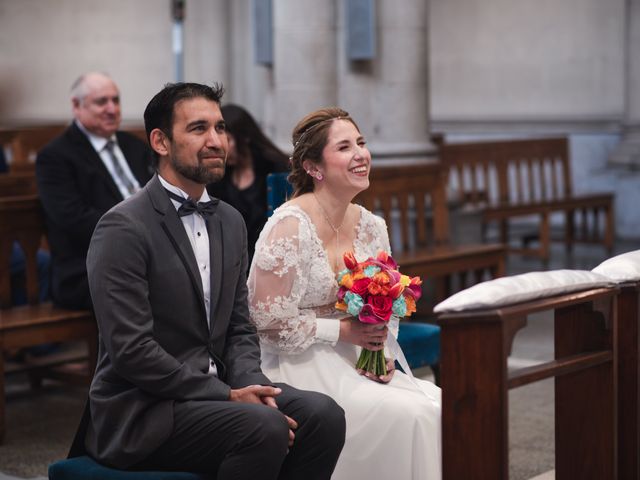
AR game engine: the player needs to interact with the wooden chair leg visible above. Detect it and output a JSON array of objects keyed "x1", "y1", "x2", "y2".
[
  {"x1": 539, "y1": 212, "x2": 550, "y2": 264},
  {"x1": 565, "y1": 209, "x2": 575, "y2": 253}
]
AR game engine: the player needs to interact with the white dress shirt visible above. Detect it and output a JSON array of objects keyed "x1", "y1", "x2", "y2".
[{"x1": 159, "y1": 175, "x2": 218, "y2": 376}]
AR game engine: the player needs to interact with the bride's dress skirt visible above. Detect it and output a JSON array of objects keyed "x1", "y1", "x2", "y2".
[{"x1": 261, "y1": 341, "x2": 442, "y2": 480}]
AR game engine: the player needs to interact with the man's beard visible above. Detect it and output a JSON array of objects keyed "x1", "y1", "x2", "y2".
[{"x1": 170, "y1": 152, "x2": 226, "y2": 185}]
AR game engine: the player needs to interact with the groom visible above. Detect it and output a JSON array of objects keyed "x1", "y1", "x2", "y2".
[{"x1": 83, "y1": 82, "x2": 345, "y2": 478}]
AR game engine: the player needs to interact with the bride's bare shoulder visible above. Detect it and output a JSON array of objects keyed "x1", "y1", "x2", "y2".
[{"x1": 283, "y1": 193, "x2": 314, "y2": 213}]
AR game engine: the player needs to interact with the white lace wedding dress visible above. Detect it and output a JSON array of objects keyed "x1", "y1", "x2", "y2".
[{"x1": 248, "y1": 204, "x2": 441, "y2": 480}]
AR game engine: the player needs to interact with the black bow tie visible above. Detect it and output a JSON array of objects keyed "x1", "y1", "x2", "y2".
[{"x1": 164, "y1": 189, "x2": 219, "y2": 218}]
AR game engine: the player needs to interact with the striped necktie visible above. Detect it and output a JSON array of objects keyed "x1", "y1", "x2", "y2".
[{"x1": 104, "y1": 140, "x2": 136, "y2": 196}]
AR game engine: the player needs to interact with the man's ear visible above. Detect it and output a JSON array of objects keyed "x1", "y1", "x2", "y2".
[{"x1": 149, "y1": 128, "x2": 170, "y2": 157}]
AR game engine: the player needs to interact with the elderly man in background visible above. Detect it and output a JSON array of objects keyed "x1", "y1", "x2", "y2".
[{"x1": 36, "y1": 71, "x2": 154, "y2": 310}]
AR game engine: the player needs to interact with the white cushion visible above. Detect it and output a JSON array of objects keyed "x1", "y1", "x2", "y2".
[
  {"x1": 592, "y1": 249, "x2": 640, "y2": 283},
  {"x1": 433, "y1": 269, "x2": 613, "y2": 313}
]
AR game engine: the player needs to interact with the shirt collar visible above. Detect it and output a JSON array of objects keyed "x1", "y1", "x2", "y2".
[
  {"x1": 158, "y1": 174, "x2": 211, "y2": 206},
  {"x1": 75, "y1": 119, "x2": 116, "y2": 152}
]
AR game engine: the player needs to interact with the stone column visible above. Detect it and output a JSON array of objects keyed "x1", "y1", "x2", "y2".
[
  {"x1": 184, "y1": 0, "x2": 230, "y2": 87},
  {"x1": 270, "y1": 0, "x2": 338, "y2": 145},
  {"x1": 610, "y1": 0, "x2": 640, "y2": 167},
  {"x1": 338, "y1": 0, "x2": 434, "y2": 161}
]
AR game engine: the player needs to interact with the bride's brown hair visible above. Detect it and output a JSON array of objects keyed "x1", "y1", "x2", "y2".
[{"x1": 288, "y1": 107, "x2": 360, "y2": 197}]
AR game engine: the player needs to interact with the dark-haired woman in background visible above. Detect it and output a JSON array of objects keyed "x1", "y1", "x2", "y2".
[{"x1": 208, "y1": 104, "x2": 289, "y2": 263}]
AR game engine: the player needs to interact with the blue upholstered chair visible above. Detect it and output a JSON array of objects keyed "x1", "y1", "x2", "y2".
[
  {"x1": 48, "y1": 455, "x2": 211, "y2": 480},
  {"x1": 265, "y1": 172, "x2": 441, "y2": 382},
  {"x1": 396, "y1": 322, "x2": 441, "y2": 384},
  {"x1": 266, "y1": 172, "x2": 293, "y2": 216}
]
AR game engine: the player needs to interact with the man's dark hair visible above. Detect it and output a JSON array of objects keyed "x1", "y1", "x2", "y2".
[{"x1": 143, "y1": 82, "x2": 225, "y2": 163}]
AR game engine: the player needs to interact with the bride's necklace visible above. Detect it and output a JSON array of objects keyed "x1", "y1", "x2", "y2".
[{"x1": 313, "y1": 192, "x2": 346, "y2": 272}]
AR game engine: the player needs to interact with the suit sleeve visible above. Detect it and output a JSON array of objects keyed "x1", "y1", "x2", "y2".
[
  {"x1": 221, "y1": 217, "x2": 272, "y2": 388},
  {"x1": 88, "y1": 209, "x2": 232, "y2": 401},
  {"x1": 36, "y1": 146, "x2": 104, "y2": 248}
]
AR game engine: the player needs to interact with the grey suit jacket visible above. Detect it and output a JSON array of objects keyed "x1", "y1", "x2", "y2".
[{"x1": 85, "y1": 174, "x2": 271, "y2": 468}]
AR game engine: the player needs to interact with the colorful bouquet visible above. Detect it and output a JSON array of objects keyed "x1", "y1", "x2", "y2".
[{"x1": 335, "y1": 251, "x2": 423, "y2": 376}]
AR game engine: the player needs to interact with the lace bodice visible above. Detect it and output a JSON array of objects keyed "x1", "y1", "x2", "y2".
[{"x1": 248, "y1": 203, "x2": 391, "y2": 354}]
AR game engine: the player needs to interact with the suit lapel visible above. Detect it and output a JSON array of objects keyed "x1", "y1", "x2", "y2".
[
  {"x1": 208, "y1": 212, "x2": 224, "y2": 336},
  {"x1": 69, "y1": 123, "x2": 123, "y2": 201},
  {"x1": 148, "y1": 176, "x2": 206, "y2": 314}
]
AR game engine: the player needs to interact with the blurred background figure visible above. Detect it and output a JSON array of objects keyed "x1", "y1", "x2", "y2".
[
  {"x1": 208, "y1": 104, "x2": 289, "y2": 263},
  {"x1": 36, "y1": 72, "x2": 154, "y2": 310}
]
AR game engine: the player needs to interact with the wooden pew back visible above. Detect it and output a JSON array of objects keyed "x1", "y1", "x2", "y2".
[
  {"x1": 442, "y1": 137, "x2": 572, "y2": 207},
  {"x1": 356, "y1": 162, "x2": 451, "y2": 251}
]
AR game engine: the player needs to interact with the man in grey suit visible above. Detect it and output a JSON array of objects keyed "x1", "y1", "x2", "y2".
[{"x1": 83, "y1": 83, "x2": 345, "y2": 478}]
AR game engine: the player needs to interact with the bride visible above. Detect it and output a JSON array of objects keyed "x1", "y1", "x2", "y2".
[{"x1": 247, "y1": 107, "x2": 441, "y2": 480}]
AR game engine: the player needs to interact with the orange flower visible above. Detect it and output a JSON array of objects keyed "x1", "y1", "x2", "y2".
[
  {"x1": 335, "y1": 301, "x2": 348, "y2": 311},
  {"x1": 367, "y1": 282, "x2": 383, "y2": 295},
  {"x1": 340, "y1": 273, "x2": 354, "y2": 289},
  {"x1": 405, "y1": 296, "x2": 417, "y2": 315},
  {"x1": 372, "y1": 272, "x2": 390, "y2": 285}
]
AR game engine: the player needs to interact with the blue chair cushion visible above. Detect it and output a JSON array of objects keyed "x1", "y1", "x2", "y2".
[
  {"x1": 397, "y1": 322, "x2": 440, "y2": 369},
  {"x1": 48, "y1": 456, "x2": 210, "y2": 480}
]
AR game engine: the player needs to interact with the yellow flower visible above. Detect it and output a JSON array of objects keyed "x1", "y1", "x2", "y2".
[{"x1": 400, "y1": 275, "x2": 411, "y2": 287}]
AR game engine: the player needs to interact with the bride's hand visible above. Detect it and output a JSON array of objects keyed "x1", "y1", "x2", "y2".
[
  {"x1": 358, "y1": 357, "x2": 396, "y2": 384},
  {"x1": 339, "y1": 318, "x2": 388, "y2": 351}
]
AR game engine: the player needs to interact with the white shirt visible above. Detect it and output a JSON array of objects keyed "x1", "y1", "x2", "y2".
[
  {"x1": 159, "y1": 175, "x2": 218, "y2": 376},
  {"x1": 75, "y1": 120, "x2": 141, "y2": 199}
]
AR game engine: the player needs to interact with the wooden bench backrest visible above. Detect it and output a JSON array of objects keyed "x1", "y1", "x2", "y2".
[
  {"x1": 0, "y1": 172, "x2": 38, "y2": 196},
  {"x1": 0, "y1": 125, "x2": 67, "y2": 172},
  {"x1": 440, "y1": 137, "x2": 572, "y2": 206},
  {"x1": 355, "y1": 162, "x2": 450, "y2": 251},
  {"x1": 0, "y1": 195, "x2": 46, "y2": 307}
]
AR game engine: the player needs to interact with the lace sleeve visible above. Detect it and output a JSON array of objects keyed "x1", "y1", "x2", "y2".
[{"x1": 248, "y1": 213, "x2": 320, "y2": 354}]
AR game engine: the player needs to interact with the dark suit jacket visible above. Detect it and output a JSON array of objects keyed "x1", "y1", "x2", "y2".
[
  {"x1": 85, "y1": 175, "x2": 271, "y2": 468},
  {"x1": 35, "y1": 123, "x2": 154, "y2": 309}
]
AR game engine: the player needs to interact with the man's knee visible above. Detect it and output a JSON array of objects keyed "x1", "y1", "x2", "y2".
[
  {"x1": 236, "y1": 406, "x2": 290, "y2": 457},
  {"x1": 304, "y1": 393, "x2": 346, "y2": 442}
]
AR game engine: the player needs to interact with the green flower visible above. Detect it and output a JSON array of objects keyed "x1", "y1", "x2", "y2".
[
  {"x1": 363, "y1": 265, "x2": 381, "y2": 278},
  {"x1": 392, "y1": 296, "x2": 407, "y2": 317},
  {"x1": 345, "y1": 291, "x2": 364, "y2": 316}
]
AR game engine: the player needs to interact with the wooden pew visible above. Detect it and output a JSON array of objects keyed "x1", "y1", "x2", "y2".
[
  {"x1": 437, "y1": 286, "x2": 620, "y2": 479},
  {"x1": 440, "y1": 137, "x2": 615, "y2": 262},
  {"x1": 356, "y1": 162, "x2": 506, "y2": 304},
  {"x1": 0, "y1": 194, "x2": 97, "y2": 443},
  {"x1": 0, "y1": 124, "x2": 148, "y2": 172},
  {"x1": 0, "y1": 125, "x2": 66, "y2": 172}
]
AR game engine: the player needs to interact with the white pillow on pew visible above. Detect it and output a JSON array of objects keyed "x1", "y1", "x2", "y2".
[
  {"x1": 592, "y1": 249, "x2": 640, "y2": 283},
  {"x1": 433, "y1": 270, "x2": 613, "y2": 313}
]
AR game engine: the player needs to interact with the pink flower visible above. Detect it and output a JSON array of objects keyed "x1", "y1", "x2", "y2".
[
  {"x1": 358, "y1": 304, "x2": 383, "y2": 324},
  {"x1": 376, "y1": 251, "x2": 398, "y2": 270},
  {"x1": 337, "y1": 286, "x2": 348, "y2": 301}
]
